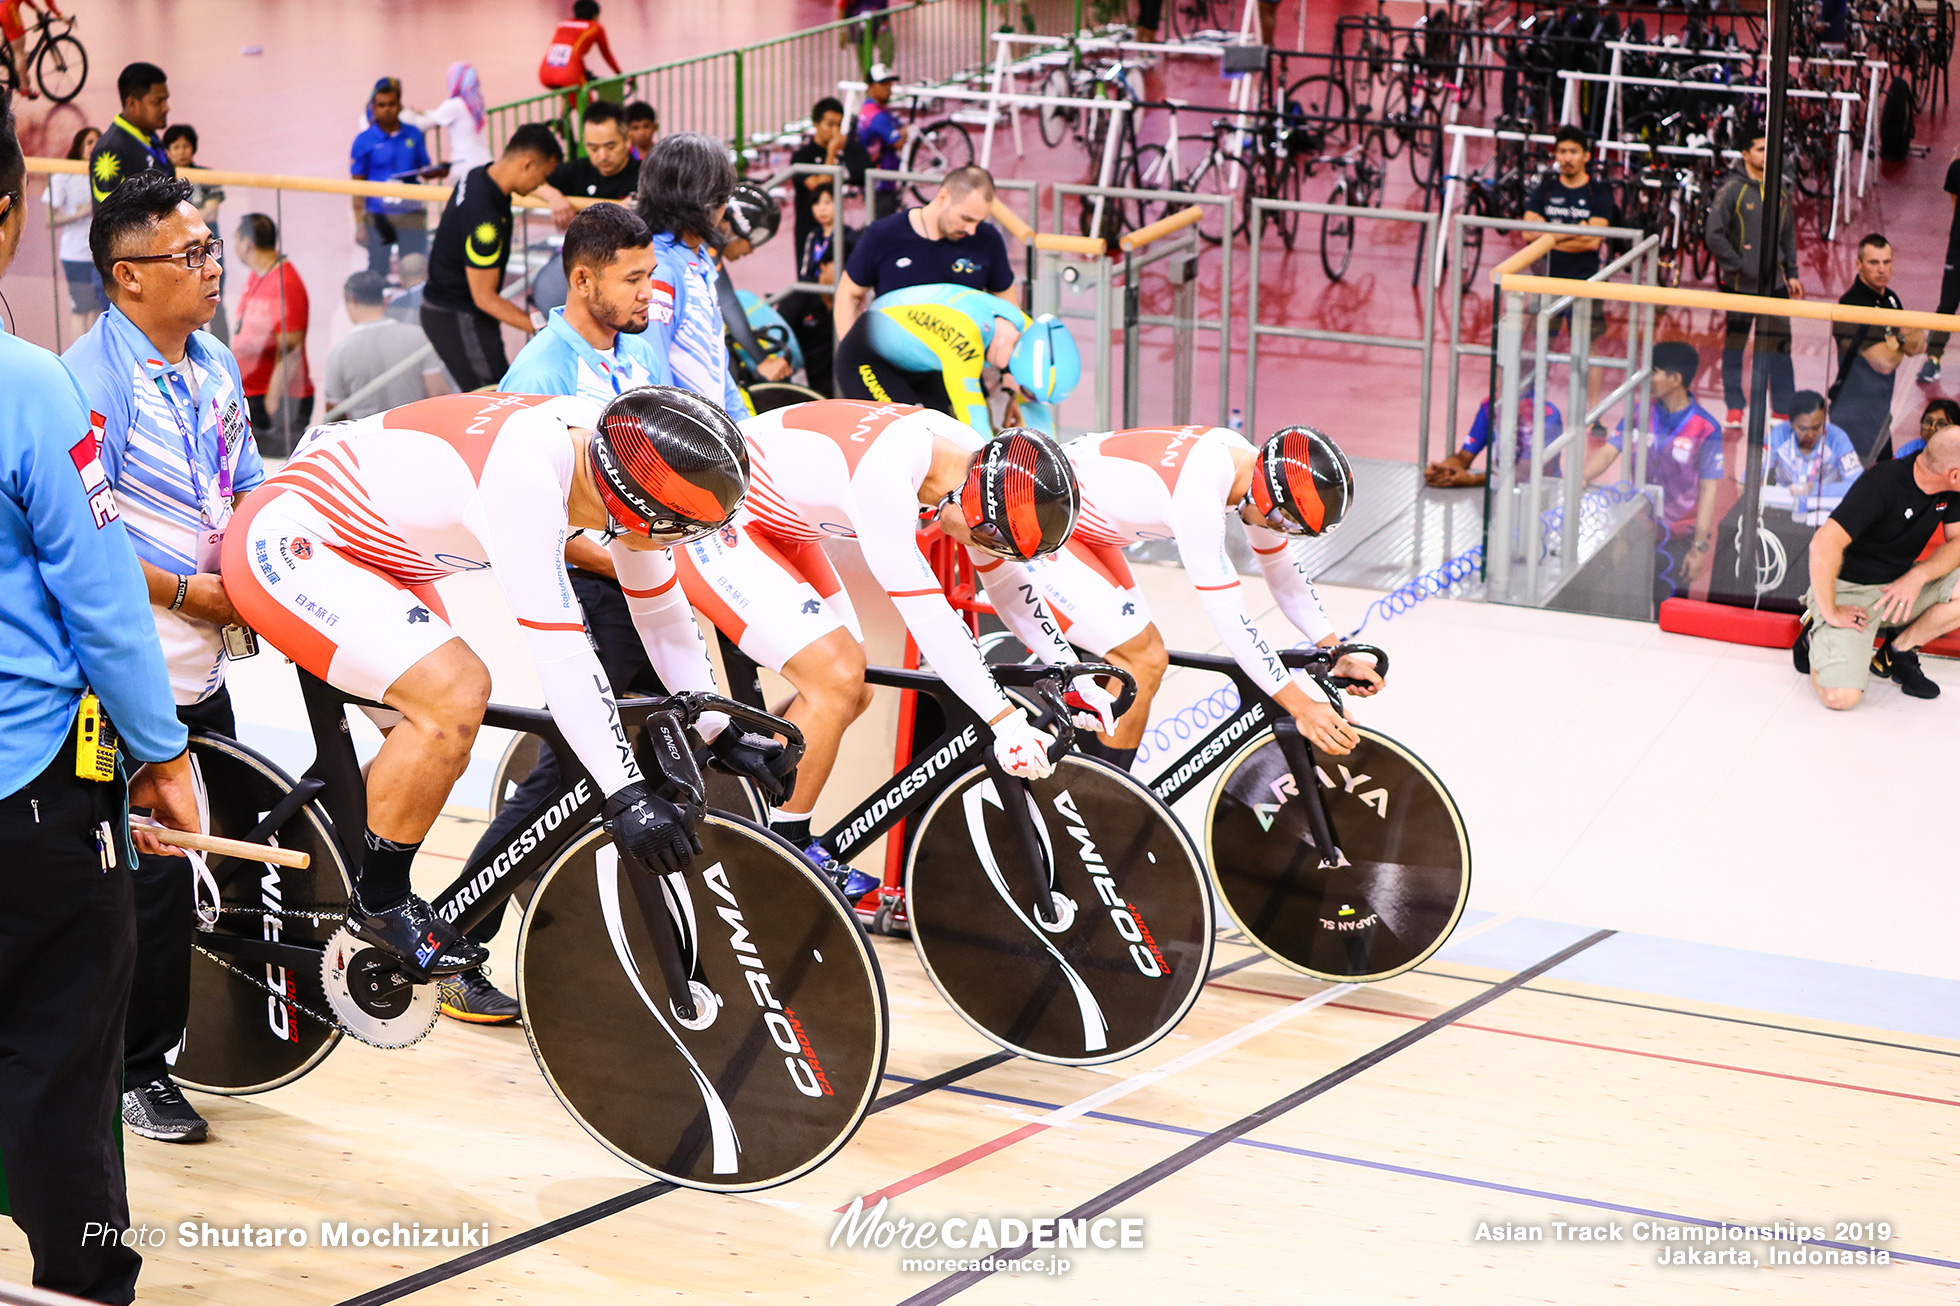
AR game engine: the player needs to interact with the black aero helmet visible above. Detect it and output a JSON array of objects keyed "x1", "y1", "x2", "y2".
[
  {"x1": 723, "y1": 181, "x2": 781, "y2": 250},
  {"x1": 588, "y1": 386, "x2": 748, "y2": 543},
  {"x1": 1245, "y1": 425, "x2": 1352, "y2": 537},
  {"x1": 951, "y1": 427, "x2": 1079, "y2": 561}
]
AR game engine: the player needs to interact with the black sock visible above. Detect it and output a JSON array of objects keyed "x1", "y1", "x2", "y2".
[
  {"x1": 361, "y1": 828, "x2": 422, "y2": 912},
  {"x1": 770, "y1": 815, "x2": 813, "y2": 846},
  {"x1": 1104, "y1": 745, "x2": 1139, "y2": 772}
]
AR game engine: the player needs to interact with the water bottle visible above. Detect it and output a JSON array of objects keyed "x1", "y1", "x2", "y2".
[{"x1": 1230, "y1": 406, "x2": 1243, "y2": 434}]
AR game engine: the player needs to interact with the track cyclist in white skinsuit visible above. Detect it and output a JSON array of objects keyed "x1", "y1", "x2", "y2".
[
  {"x1": 221, "y1": 388, "x2": 763, "y2": 976},
  {"x1": 674, "y1": 399, "x2": 1114, "y2": 896}
]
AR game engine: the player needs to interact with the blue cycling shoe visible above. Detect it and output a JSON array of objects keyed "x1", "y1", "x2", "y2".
[{"x1": 801, "y1": 840, "x2": 881, "y2": 901}]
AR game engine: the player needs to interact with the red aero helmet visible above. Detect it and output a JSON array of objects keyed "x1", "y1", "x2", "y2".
[
  {"x1": 1248, "y1": 425, "x2": 1352, "y2": 537},
  {"x1": 588, "y1": 386, "x2": 748, "y2": 543},
  {"x1": 956, "y1": 427, "x2": 1079, "y2": 560}
]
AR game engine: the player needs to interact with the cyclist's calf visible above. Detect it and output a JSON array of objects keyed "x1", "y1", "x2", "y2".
[{"x1": 776, "y1": 629, "x2": 874, "y2": 817}]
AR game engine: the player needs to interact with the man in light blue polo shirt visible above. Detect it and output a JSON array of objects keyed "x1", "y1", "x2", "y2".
[
  {"x1": 350, "y1": 77, "x2": 432, "y2": 277},
  {"x1": 1765, "y1": 390, "x2": 1862, "y2": 513},
  {"x1": 64, "y1": 169, "x2": 262, "y2": 1147},
  {"x1": 0, "y1": 92, "x2": 200, "y2": 1306}
]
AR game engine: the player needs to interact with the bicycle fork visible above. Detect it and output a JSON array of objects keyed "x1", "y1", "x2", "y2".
[
  {"x1": 980, "y1": 757, "x2": 1063, "y2": 927},
  {"x1": 1271, "y1": 717, "x2": 1345, "y2": 870}
]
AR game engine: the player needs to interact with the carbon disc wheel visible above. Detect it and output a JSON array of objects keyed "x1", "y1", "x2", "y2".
[
  {"x1": 518, "y1": 816, "x2": 887, "y2": 1190},
  {"x1": 905, "y1": 755, "x2": 1213, "y2": 1065},
  {"x1": 1205, "y1": 726, "x2": 1470, "y2": 983}
]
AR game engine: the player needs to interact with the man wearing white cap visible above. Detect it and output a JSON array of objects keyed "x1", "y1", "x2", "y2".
[{"x1": 857, "y1": 63, "x2": 906, "y2": 219}]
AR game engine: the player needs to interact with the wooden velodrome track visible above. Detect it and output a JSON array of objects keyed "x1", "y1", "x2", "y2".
[{"x1": 4, "y1": 568, "x2": 1958, "y2": 1303}]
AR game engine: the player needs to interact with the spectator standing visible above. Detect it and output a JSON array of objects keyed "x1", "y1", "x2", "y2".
[
  {"x1": 634, "y1": 131, "x2": 748, "y2": 420},
  {"x1": 1765, "y1": 390, "x2": 1862, "y2": 505},
  {"x1": 64, "y1": 169, "x2": 264, "y2": 1149},
  {"x1": 386, "y1": 250, "x2": 429, "y2": 322},
  {"x1": 1522, "y1": 127, "x2": 1613, "y2": 282},
  {"x1": 536, "y1": 99, "x2": 640, "y2": 230},
  {"x1": 231, "y1": 212, "x2": 312, "y2": 454},
  {"x1": 404, "y1": 62, "x2": 492, "y2": 179},
  {"x1": 89, "y1": 62, "x2": 170, "y2": 206},
  {"x1": 1916, "y1": 146, "x2": 1960, "y2": 383},
  {"x1": 349, "y1": 77, "x2": 433, "y2": 278},
  {"x1": 48, "y1": 124, "x2": 106, "y2": 335},
  {"x1": 1424, "y1": 376, "x2": 1565, "y2": 488},
  {"x1": 857, "y1": 63, "x2": 906, "y2": 219},
  {"x1": 833, "y1": 164, "x2": 1013, "y2": 336},
  {"x1": 422, "y1": 124, "x2": 563, "y2": 390},
  {"x1": 624, "y1": 100, "x2": 658, "y2": 159},
  {"x1": 790, "y1": 96, "x2": 868, "y2": 253},
  {"x1": 1833, "y1": 233, "x2": 1926, "y2": 464},
  {"x1": 841, "y1": 0, "x2": 895, "y2": 73},
  {"x1": 162, "y1": 124, "x2": 226, "y2": 342},
  {"x1": 538, "y1": 0, "x2": 622, "y2": 101},
  {"x1": 321, "y1": 271, "x2": 447, "y2": 420},
  {"x1": 1796, "y1": 427, "x2": 1960, "y2": 707},
  {"x1": 1582, "y1": 340, "x2": 1725, "y2": 604},
  {"x1": 0, "y1": 92, "x2": 201, "y2": 1306},
  {"x1": 780, "y1": 180, "x2": 848, "y2": 395},
  {"x1": 1895, "y1": 398, "x2": 1960, "y2": 459},
  {"x1": 1705, "y1": 125, "x2": 1803, "y2": 428}
]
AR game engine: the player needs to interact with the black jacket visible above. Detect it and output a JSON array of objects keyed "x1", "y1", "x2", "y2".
[{"x1": 1704, "y1": 169, "x2": 1800, "y2": 294}]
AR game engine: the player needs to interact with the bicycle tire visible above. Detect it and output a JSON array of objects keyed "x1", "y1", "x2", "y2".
[
  {"x1": 174, "y1": 733, "x2": 352, "y2": 1096},
  {"x1": 902, "y1": 120, "x2": 974, "y2": 205},
  {"x1": 1182, "y1": 139, "x2": 1236, "y2": 246},
  {"x1": 1376, "y1": 75, "x2": 1411, "y2": 160},
  {"x1": 519, "y1": 815, "x2": 888, "y2": 1190},
  {"x1": 747, "y1": 380, "x2": 826, "y2": 414},
  {"x1": 1321, "y1": 178, "x2": 1356, "y2": 281},
  {"x1": 905, "y1": 755, "x2": 1213, "y2": 1065},
  {"x1": 1038, "y1": 67, "x2": 1074, "y2": 150},
  {"x1": 1286, "y1": 75, "x2": 1351, "y2": 148},
  {"x1": 1204, "y1": 724, "x2": 1470, "y2": 983},
  {"x1": 1265, "y1": 157, "x2": 1303, "y2": 252},
  {"x1": 1129, "y1": 142, "x2": 1169, "y2": 231},
  {"x1": 34, "y1": 32, "x2": 85, "y2": 105},
  {"x1": 1458, "y1": 185, "x2": 1490, "y2": 295}
]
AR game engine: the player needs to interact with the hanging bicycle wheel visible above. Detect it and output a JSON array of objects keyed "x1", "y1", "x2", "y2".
[
  {"x1": 1205, "y1": 725, "x2": 1470, "y2": 983},
  {"x1": 1457, "y1": 185, "x2": 1490, "y2": 294},
  {"x1": 35, "y1": 33, "x2": 87, "y2": 104},
  {"x1": 175, "y1": 733, "x2": 352, "y2": 1095},
  {"x1": 1286, "y1": 75, "x2": 1351, "y2": 148},
  {"x1": 1320, "y1": 178, "x2": 1356, "y2": 281},
  {"x1": 906, "y1": 755, "x2": 1213, "y2": 1065},
  {"x1": 520, "y1": 817, "x2": 887, "y2": 1190},
  {"x1": 1039, "y1": 67, "x2": 1075, "y2": 149},
  {"x1": 903, "y1": 119, "x2": 974, "y2": 204},
  {"x1": 1182, "y1": 137, "x2": 1238, "y2": 245}
]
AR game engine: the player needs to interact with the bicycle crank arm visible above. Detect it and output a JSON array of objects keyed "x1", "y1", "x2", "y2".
[{"x1": 195, "y1": 932, "x2": 328, "y2": 972}]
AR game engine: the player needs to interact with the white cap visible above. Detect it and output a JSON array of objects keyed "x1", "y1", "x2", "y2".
[{"x1": 866, "y1": 62, "x2": 899, "y2": 83}]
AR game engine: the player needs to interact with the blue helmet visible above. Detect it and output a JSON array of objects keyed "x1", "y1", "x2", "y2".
[{"x1": 1007, "y1": 315, "x2": 1081, "y2": 406}]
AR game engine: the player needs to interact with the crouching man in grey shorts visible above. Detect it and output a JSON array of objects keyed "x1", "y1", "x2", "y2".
[{"x1": 1797, "y1": 425, "x2": 1960, "y2": 707}]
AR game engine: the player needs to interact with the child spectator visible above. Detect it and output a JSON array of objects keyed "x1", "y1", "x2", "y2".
[{"x1": 624, "y1": 100, "x2": 657, "y2": 159}]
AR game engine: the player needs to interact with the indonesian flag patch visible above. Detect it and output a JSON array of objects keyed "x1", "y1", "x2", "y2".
[
  {"x1": 648, "y1": 279, "x2": 675, "y2": 325},
  {"x1": 74, "y1": 414, "x2": 119, "y2": 528}
]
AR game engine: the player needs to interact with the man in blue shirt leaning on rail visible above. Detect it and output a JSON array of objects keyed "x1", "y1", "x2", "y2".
[{"x1": 0, "y1": 90, "x2": 201, "y2": 1306}]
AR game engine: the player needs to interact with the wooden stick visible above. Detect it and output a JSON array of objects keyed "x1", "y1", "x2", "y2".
[
  {"x1": 1498, "y1": 271, "x2": 1960, "y2": 333},
  {"x1": 1120, "y1": 205, "x2": 1205, "y2": 252},
  {"x1": 990, "y1": 197, "x2": 1036, "y2": 243},
  {"x1": 1034, "y1": 233, "x2": 1107, "y2": 256},
  {"x1": 1488, "y1": 234, "x2": 1558, "y2": 285},
  {"x1": 147, "y1": 827, "x2": 311, "y2": 869}
]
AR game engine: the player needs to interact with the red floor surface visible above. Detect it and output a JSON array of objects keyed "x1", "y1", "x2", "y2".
[{"x1": 5, "y1": 0, "x2": 1957, "y2": 468}]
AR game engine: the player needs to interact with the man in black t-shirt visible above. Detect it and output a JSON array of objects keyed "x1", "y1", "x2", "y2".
[
  {"x1": 1833, "y1": 234, "x2": 1927, "y2": 463},
  {"x1": 1523, "y1": 126, "x2": 1614, "y2": 283},
  {"x1": 1799, "y1": 427, "x2": 1960, "y2": 707},
  {"x1": 832, "y1": 164, "x2": 1014, "y2": 339},
  {"x1": 89, "y1": 62, "x2": 171, "y2": 207},
  {"x1": 535, "y1": 101, "x2": 639, "y2": 229},
  {"x1": 1918, "y1": 153, "x2": 1960, "y2": 383},
  {"x1": 422, "y1": 124, "x2": 562, "y2": 391},
  {"x1": 789, "y1": 96, "x2": 869, "y2": 255}
]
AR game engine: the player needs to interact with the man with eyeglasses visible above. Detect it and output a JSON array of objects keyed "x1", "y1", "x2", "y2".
[{"x1": 63, "y1": 169, "x2": 264, "y2": 1150}]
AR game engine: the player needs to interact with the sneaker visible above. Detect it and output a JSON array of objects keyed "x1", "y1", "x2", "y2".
[
  {"x1": 1724, "y1": 409, "x2": 1744, "y2": 429},
  {"x1": 123, "y1": 1075, "x2": 208, "y2": 1143},
  {"x1": 1920, "y1": 357, "x2": 1943, "y2": 384},
  {"x1": 349, "y1": 892, "x2": 487, "y2": 978},
  {"x1": 802, "y1": 840, "x2": 881, "y2": 902},
  {"x1": 437, "y1": 966, "x2": 521, "y2": 1025},
  {"x1": 1885, "y1": 641, "x2": 1941, "y2": 699},
  {"x1": 1792, "y1": 615, "x2": 1812, "y2": 675}
]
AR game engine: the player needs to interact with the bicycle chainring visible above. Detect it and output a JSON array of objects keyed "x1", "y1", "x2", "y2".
[{"x1": 320, "y1": 927, "x2": 439, "y2": 1049}]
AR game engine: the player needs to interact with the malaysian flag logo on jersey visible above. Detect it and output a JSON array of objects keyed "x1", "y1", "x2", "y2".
[
  {"x1": 74, "y1": 415, "x2": 119, "y2": 528},
  {"x1": 648, "y1": 279, "x2": 675, "y2": 325}
]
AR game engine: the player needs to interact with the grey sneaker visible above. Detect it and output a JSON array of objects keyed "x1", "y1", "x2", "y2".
[
  {"x1": 1919, "y1": 357, "x2": 1942, "y2": 384},
  {"x1": 123, "y1": 1075, "x2": 209, "y2": 1143}
]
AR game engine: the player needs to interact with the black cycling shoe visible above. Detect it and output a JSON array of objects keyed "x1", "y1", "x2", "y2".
[
  {"x1": 1792, "y1": 616, "x2": 1813, "y2": 675},
  {"x1": 1885, "y1": 641, "x2": 1942, "y2": 699},
  {"x1": 349, "y1": 893, "x2": 487, "y2": 978}
]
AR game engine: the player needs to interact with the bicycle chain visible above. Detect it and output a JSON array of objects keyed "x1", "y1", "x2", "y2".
[
  {"x1": 203, "y1": 904, "x2": 348, "y2": 924},
  {"x1": 190, "y1": 940, "x2": 344, "y2": 1035}
]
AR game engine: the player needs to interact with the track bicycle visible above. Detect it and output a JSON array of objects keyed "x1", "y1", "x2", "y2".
[
  {"x1": 1314, "y1": 141, "x2": 1386, "y2": 282},
  {"x1": 718, "y1": 638, "x2": 1218, "y2": 1066},
  {"x1": 0, "y1": 4, "x2": 86, "y2": 104},
  {"x1": 1145, "y1": 645, "x2": 1472, "y2": 983},
  {"x1": 174, "y1": 674, "x2": 888, "y2": 1192}
]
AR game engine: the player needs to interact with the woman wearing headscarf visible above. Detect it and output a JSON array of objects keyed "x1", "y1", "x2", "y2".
[{"x1": 405, "y1": 62, "x2": 491, "y2": 177}]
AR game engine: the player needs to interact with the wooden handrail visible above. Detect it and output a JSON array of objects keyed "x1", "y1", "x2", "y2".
[
  {"x1": 1119, "y1": 205, "x2": 1204, "y2": 252},
  {"x1": 1498, "y1": 271, "x2": 1960, "y2": 333},
  {"x1": 990, "y1": 197, "x2": 1035, "y2": 243},
  {"x1": 1488, "y1": 234, "x2": 1557, "y2": 285},
  {"x1": 1033, "y1": 233, "x2": 1106, "y2": 256},
  {"x1": 22, "y1": 157, "x2": 588, "y2": 212}
]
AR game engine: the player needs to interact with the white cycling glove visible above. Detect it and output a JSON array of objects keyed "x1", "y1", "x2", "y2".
[
  {"x1": 991, "y1": 709, "x2": 1058, "y2": 780},
  {"x1": 1065, "y1": 674, "x2": 1120, "y2": 735}
]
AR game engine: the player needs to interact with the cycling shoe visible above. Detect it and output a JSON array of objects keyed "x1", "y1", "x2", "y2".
[{"x1": 349, "y1": 893, "x2": 487, "y2": 979}]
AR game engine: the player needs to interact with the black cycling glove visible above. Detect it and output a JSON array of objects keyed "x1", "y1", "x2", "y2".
[
  {"x1": 604, "y1": 780, "x2": 702, "y2": 877},
  {"x1": 704, "y1": 728, "x2": 799, "y2": 808}
]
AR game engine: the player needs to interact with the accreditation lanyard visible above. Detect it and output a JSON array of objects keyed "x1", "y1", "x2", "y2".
[{"x1": 154, "y1": 358, "x2": 232, "y2": 527}]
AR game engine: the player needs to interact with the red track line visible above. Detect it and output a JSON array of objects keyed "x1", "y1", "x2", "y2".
[
  {"x1": 1209, "y1": 983, "x2": 1960, "y2": 1109},
  {"x1": 836, "y1": 1123, "x2": 1049, "y2": 1212}
]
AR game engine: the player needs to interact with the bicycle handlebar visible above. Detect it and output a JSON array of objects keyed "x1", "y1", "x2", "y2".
[
  {"x1": 1279, "y1": 642, "x2": 1390, "y2": 711},
  {"x1": 665, "y1": 691, "x2": 808, "y2": 774},
  {"x1": 991, "y1": 661, "x2": 1140, "y2": 762}
]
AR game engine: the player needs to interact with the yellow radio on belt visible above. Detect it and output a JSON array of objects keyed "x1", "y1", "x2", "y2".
[{"x1": 75, "y1": 692, "x2": 119, "y2": 782}]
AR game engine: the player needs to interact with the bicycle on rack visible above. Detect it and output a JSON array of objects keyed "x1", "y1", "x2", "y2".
[
  {"x1": 1440, "y1": 117, "x2": 1540, "y2": 293},
  {"x1": 1147, "y1": 645, "x2": 1471, "y2": 983},
  {"x1": 0, "y1": 3, "x2": 86, "y2": 104},
  {"x1": 1313, "y1": 140, "x2": 1386, "y2": 281},
  {"x1": 719, "y1": 639, "x2": 1218, "y2": 1066},
  {"x1": 175, "y1": 675, "x2": 888, "y2": 1192}
]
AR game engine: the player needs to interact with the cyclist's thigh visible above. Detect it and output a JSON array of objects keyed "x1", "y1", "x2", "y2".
[
  {"x1": 765, "y1": 533, "x2": 864, "y2": 641},
  {"x1": 1033, "y1": 539, "x2": 1154, "y2": 657},
  {"x1": 222, "y1": 487, "x2": 457, "y2": 702},
  {"x1": 675, "y1": 519, "x2": 849, "y2": 672},
  {"x1": 836, "y1": 319, "x2": 930, "y2": 408}
]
